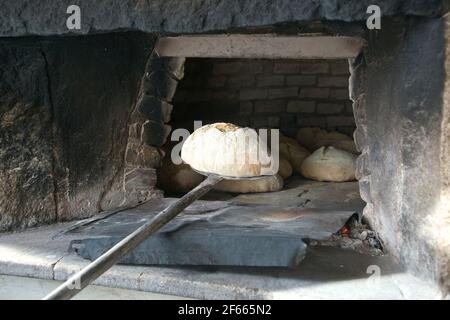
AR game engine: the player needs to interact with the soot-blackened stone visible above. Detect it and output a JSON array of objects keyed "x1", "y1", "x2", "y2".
[
  {"x1": 137, "y1": 95, "x2": 173, "y2": 123},
  {"x1": 142, "y1": 71, "x2": 178, "y2": 101},
  {"x1": 141, "y1": 120, "x2": 171, "y2": 147}
]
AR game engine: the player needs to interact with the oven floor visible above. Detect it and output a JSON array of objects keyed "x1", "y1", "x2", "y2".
[
  {"x1": 0, "y1": 190, "x2": 442, "y2": 299},
  {"x1": 202, "y1": 176, "x2": 366, "y2": 214},
  {"x1": 0, "y1": 220, "x2": 441, "y2": 299}
]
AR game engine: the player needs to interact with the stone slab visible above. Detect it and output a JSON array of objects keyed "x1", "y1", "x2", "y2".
[
  {"x1": 0, "y1": 1, "x2": 446, "y2": 37},
  {"x1": 156, "y1": 35, "x2": 363, "y2": 59},
  {"x1": 66, "y1": 198, "x2": 355, "y2": 267},
  {"x1": 228, "y1": 178, "x2": 366, "y2": 214},
  {"x1": 0, "y1": 275, "x2": 188, "y2": 300},
  {"x1": 0, "y1": 214, "x2": 443, "y2": 299}
]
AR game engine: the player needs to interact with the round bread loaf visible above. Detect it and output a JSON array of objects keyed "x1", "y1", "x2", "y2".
[
  {"x1": 331, "y1": 139, "x2": 359, "y2": 154},
  {"x1": 300, "y1": 146, "x2": 357, "y2": 182},
  {"x1": 278, "y1": 156, "x2": 293, "y2": 179},
  {"x1": 157, "y1": 157, "x2": 204, "y2": 193},
  {"x1": 214, "y1": 174, "x2": 284, "y2": 193},
  {"x1": 181, "y1": 123, "x2": 275, "y2": 178},
  {"x1": 279, "y1": 135, "x2": 310, "y2": 173},
  {"x1": 295, "y1": 127, "x2": 322, "y2": 151},
  {"x1": 296, "y1": 127, "x2": 353, "y2": 151},
  {"x1": 315, "y1": 130, "x2": 352, "y2": 149}
]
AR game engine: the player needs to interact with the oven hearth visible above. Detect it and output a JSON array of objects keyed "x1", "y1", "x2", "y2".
[{"x1": 0, "y1": 0, "x2": 449, "y2": 298}]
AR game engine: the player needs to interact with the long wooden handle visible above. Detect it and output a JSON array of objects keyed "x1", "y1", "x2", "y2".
[{"x1": 43, "y1": 174, "x2": 223, "y2": 300}]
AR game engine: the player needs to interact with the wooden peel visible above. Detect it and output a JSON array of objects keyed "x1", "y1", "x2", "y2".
[{"x1": 43, "y1": 174, "x2": 224, "y2": 300}]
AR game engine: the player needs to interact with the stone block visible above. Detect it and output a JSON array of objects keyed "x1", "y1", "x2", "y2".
[
  {"x1": 124, "y1": 167, "x2": 157, "y2": 191},
  {"x1": 125, "y1": 142, "x2": 139, "y2": 165},
  {"x1": 141, "y1": 120, "x2": 171, "y2": 147},
  {"x1": 128, "y1": 122, "x2": 141, "y2": 140},
  {"x1": 331, "y1": 60, "x2": 350, "y2": 75},
  {"x1": 240, "y1": 102, "x2": 253, "y2": 115},
  {"x1": 68, "y1": 202, "x2": 354, "y2": 268},
  {"x1": 299, "y1": 62, "x2": 329, "y2": 74},
  {"x1": 207, "y1": 76, "x2": 227, "y2": 88},
  {"x1": 254, "y1": 100, "x2": 285, "y2": 113},
  {"x1": 137, "y1": 95, "x2": 173, "y2": 123},
  {"x1": 299, "y1": 88, "x2": 330, "y2": 99},
  {"x1": 352, "y1": 95, "x2": 367, "y2": 126},
  {"x1": 251, "y1": 115, "x2": 268, "y2": 128},
  {"x1": 257, "y1": 75, "x2": 284, "y2": 87},
  {"x1": 268, "y1": 87, "x2": 298, "y2": 99},
  {"x1": 326, "y1": 116, "x2": 355, "y2": 127},
  {"x1": 240, "y1": 62, "x2": 264, "y2": 74},
  {"x1": 353, "y1": 127, "x2": 367, "y2": 152},
  {"x1": 239, "y1": 88, "x2": 268, "y2": 100},
  {"x1": 286, "y1": 75, "x2": 316, "y2": 86},
  {"x1": 1, "y1": 1, "x2": 445, "y2": 38},
  {"x1": 142, "y1": 70, "x2": 178, "y2": 101},
  {"x1": 211, "y1": 90, "x2": 236, "y2": 100},
  {"x1": 330, "y1": 88, "x2": 350, "y2": 100},
  {"x1": 213, "y1": 62, "x2": 241, "y2": 75},
  {"x1": 0, "y1": 33, "x2": 153, "y2": 230},
  {"x1": 143, "y1": 145, "x2": 165, "y2": 166},
  {"x1": 358, "y1": 176, "x2": 372, "y2": 204},
  {"x1": 125, "y1": 142, "x2": 163, "y2": 168},
  {"x1": 267, "y1": 116, "x2": 280, "y2": 128},
  {"x1": 355, "y1": 152, "x2": 371, "y2": 180},
  {"x1": 286, "y1": 100, "x2": 315, "y2": 113},
  {"x1": 162, "y1": 57, "x2": 185, "y2": 80},
  {"x1": 228, "y1": 75, "x2": 255, "y2": 87},
  {"x1": 317, "y1": 103, "x2": 345, "y2": 114},
  {"x1": 318, "y1": 76, "x2": 349, "y2": 88},
  {"x1": 273, "y1": 62, "x2": 301, "y2": 74}
]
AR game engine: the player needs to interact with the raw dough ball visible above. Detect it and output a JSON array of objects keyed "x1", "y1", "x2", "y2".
[
  {"x1": 157, "y1": 157, "x2": 204, "y2": 193},
  {"x1": 214, "y1": 174, "x2": 284, "y2": 193},
  {"x1": 279, "y1": 135, "x2": 310, "y2": 173},
  {"x1": 181, "y1": 123, "x2": 276, "y2": 178},
  {"x1": 300, "y1": 146, "x2": 357, "y2": 182}
]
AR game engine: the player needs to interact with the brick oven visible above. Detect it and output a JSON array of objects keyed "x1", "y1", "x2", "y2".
[
  {"x1": 0, "y1": 1, "x2": 449, "y2": 299},
  {"x1": 172, "y1": 58, "x2": 354, "y2": 136}
]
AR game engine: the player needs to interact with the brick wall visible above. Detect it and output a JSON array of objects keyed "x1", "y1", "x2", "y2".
[{"x1": 172, "y1": 58, "x2": 354, "y2": 136}]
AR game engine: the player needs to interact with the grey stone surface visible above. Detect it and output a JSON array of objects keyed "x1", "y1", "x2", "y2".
[
  {"x1": 0, "y1": 275, "x2": 187, "y2": 300},
  {"x1": 0, "y1": 0, "x2": 448, "y2": 296},
  {"x1": 0, "y1": 33, "x2": 155, "y2": 231},
  {"x1": 0, "y1": 42, "x2": 56, "y2": 231},
  {"x1": 137, "y1": 95, "x2": 173, "y2": 123},
  {"x1": 141, "y1": 120, "x2": 171, "y2": 147},
  {"x1": 0, "y1": 213, "x2": 444, "y2": 299},
  {"x1": 0, "y1": 1, "x2": 447, "y2": 37},
  {"x1": 349, "y1": 16, "x2": 450, "y2": 293},
  {"x1": 161, "y1": 58, "x2": 186, "y2": 81},
  {"x1": 142, "y1": 70, "x2": 179, "y2": 101},
  {"x1": 66, "y1": 198, "x2": 354, "y2": 267},
  {"x1": 224, "y1": 177, "x2": 366, "y2": 214}
]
